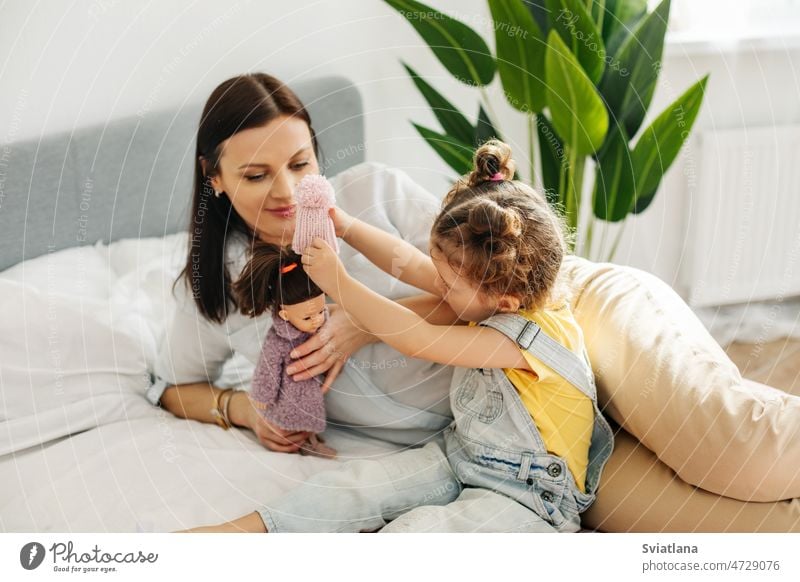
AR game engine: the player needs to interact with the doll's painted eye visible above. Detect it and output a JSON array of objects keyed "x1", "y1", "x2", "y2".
[{"x1": 304, "y1": 309, "x2": 324, "y2": 321}]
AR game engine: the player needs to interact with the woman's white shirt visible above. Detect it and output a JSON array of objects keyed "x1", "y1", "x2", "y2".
[{"x1": 147, "y1": 162, "x2": 454, "y2": 444}]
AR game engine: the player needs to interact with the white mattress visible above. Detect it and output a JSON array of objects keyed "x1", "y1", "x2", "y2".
[{"x1": 0, "y1": 233, "x2": 403, "y2": 532}]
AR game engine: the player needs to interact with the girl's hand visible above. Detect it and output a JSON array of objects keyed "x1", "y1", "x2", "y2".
[
  {"x1": 229, "y1": 392, "x2": 310, "y2": 453},
  {"x1": 302, "y1": 237, "x2": 348, "y2": 296},
  {"x1": 286, "y1": 303, "x2": 375, "y2": 391},
  {"x1": 329, "y1": 206, "x2": 354, "y2": 238}
]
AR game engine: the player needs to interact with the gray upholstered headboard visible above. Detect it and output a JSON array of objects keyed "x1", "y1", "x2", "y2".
[{"x1": 0, "y1": 76, "x2": 364, "y2": 272}]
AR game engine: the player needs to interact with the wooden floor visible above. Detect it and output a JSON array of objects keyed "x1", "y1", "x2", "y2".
[{"x1": 725, "y1": 337, "x2": 800, "y2": 397}]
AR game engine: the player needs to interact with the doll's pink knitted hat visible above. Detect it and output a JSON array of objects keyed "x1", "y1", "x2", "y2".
[{"x1": 291, "y1": 174, "x2": 340, "y2": 255}]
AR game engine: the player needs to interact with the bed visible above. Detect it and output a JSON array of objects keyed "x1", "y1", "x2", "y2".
[
  {"x1": 0, "y1": 76, "x2": 407, "y2": 532},
  {"x1": 4, "y1": 75, "x2": 798, "y2": 534}
]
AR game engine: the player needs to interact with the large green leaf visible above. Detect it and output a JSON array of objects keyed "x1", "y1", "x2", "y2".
[
  {"x1": 474, "y1": 104, "x2": 503, "y2": 145},
  {"x1": 591, "y1": 0, "x2": 606, "y2": 31},
  {"x1": 536, "y1": 114, "x2": 564, "y2": 206},
  {"x1": 546, "y1": 0, "x2": 606, "y2": 84},
  {"x1": 602, "y1": 0, "x2": 647, "y2": 49},
  {"x1": 545, "y1": 31, "x2": 609, "y2": 156},
  {"x1": 593, "y1": 122, "x2": 634, "y2": 222},
  {"x1": 630, "y1": 75, "x2": 709, "y2": 213},
  {"x1": 384, "y1": 0, "x2": 496, "y2": 86},
  {"x1": 403, "y1": 63, "x2": 474, "y2": 144},
  {"x1": 489, "y1": 0, "x2": 547, "y2": 113},
  {"x1": 599, "y1": 0, "x2": 670, "y2": 138},
  {"x1": 524, "y1": 1, "x2": 550, "y2": 37},
  {"x1": 412, "y1": 123, "x2": 474, "y2": 176}
]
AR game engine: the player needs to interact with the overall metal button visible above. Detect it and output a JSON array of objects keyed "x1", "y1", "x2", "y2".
[
  {"x1": 541, "y1": 491, "x2": 554, "y2": 503},
  {"x1": 547, "y1": 463, "x2": 562, "y2": 478},
  {"x1": 526, "y1": 477, "x2": 534, "y2": 486}
]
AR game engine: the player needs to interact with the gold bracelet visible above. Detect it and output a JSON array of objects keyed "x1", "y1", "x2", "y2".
[
  {"x1": 210, "y1": 388, "x2": 233, "y2": 430},
  {"x1": 222, "y1": 389, "x2": 234, "y2": 428}
]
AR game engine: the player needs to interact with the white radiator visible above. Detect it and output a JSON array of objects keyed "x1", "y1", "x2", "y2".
[{"x1": 687, "y1": 125, "x2": 800, "y2": 307}]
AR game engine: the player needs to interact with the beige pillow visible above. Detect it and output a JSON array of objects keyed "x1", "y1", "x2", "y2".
[
  {"x1": 584, "y1": 420, "x2": 800, "y2": 532},
  {"x1": 561, "y1": 255, "x2": 800, "y2": 503}
]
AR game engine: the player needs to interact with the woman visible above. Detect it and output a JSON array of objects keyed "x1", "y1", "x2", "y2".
[
  {"x1": 149, "y1": 72, "x2": 457, "y2": 453},
  {"x1": 158, "y1": 73, "x2": 800, "y2": 533}
]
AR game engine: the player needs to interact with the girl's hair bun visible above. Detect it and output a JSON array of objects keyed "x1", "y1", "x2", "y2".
[
  {"x1": 432, "y1": 139, "x2": 571, "y2": 312},
  {"x1": 468, "y1": 139, "x2": 515, "y2": 187},
  {"x1": 467, "y1": 198, "x2": 522, "y2": 240}
]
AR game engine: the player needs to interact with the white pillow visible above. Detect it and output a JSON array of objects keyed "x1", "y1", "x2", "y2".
[
  {"x1": 0, "y1": 279, "x2": 154, "y2": 455},
  {"x1": 0, "y1": 240, "x2": 112, "y2": 302}
]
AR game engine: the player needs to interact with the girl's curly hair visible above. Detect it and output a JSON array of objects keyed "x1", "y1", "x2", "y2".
[{"x1": 431, "y1": 139, "x2": 574, "y2": 312}]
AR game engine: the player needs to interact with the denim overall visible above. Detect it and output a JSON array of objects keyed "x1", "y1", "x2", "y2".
[{"x1": 257, "y1": 312, "x2": 615, "y2": 533}]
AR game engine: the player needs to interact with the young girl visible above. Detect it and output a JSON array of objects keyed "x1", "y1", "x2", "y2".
[
  {"x1": 184, "y1": 140, "x2": 614, "y2": 533},
  {"x1": 232, "y1": 242, "x2": 336, "y2": 458}
]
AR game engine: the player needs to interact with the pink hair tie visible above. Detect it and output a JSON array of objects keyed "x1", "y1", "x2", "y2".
[{"x1": 490, "y1": 172, "x2": 504, "y2": 182}]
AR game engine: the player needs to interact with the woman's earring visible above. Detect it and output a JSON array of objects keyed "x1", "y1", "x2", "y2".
[{"x1": 205, "y1": 176, "x2": 221, "y2": 198}]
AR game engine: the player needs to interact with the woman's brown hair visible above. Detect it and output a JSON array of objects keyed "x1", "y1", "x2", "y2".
[
  {"x1": 431, "y1": 139, "x2": 574, "y2": 312},
  {"x1": 174, "y1": 73, "x2": 320, "y2": 323},
  {"x1": 232, "y1": 241, "x2": 323, "y2": 318}
]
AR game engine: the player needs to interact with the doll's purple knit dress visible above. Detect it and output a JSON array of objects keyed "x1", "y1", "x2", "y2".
[{"x1": 249, "y1": 311, "x2": 330, "y2": 435}]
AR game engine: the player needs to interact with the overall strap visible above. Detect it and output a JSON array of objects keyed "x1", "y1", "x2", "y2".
[{"x1": 478, "y1": 313, "x2": 597, "y2": 401}]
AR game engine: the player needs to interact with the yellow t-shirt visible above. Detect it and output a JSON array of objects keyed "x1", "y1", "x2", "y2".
[{"x1": 474, "y1": 303, "x2": 594, "y2": 492}]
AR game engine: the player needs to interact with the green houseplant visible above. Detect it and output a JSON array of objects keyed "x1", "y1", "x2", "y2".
[{"x1": 385, "y1": 0, "x2": 708, "y2": 260}]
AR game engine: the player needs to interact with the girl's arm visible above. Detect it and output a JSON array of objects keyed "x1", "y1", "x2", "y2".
[
  {"x1": 284, "y1": 293, "x2": 464, "y2": 383},
  {"x1": 303, "y1": 239, "x2": 532, "y2": 371},
  {"x1": 333, "y1": 208, "x2": 440, "y2": 296},
  {"x1": 396, "y1": 293, "x2": 467, "y2": 326}
]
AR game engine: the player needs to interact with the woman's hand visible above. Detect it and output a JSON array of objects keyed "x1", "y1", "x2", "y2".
[
  {"x1": 285, "y1": 303, "x2": 375, "y2": 391},
  {"x1": 229, "y1": 391, "x2": 310, "y2": 453},
  {"x1": 329, "y1": 206, "x2": 354, "y2": 238}
]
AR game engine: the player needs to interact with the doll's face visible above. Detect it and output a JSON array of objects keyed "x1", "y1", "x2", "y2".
[{"x1": 277, "y1": 294, "x2": 327, "y2": 333}]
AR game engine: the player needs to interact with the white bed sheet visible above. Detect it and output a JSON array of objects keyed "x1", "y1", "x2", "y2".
[
  {"x1": 0, "y1": 233, "x2": 404, "y2": 532},
  {"x1": 1, "y1": 415, "x2": 402, "y2": 532}
]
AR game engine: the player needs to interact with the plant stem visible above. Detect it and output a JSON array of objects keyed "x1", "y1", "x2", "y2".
[
  {"x1": 479, "y1": 87, "x2": 501, "y2": 134},
  {"x1": 558, "y1": 148, "x2": 568, "y2": 210},
  {"x1": 607, "y1": 219, "x2": 626, "y2": 263},
  {"x1": 528, "y1": 114, "x2": 537, "y2": 186},
  {"x1": 564, "y1": 149, "x2": 585, "y2": 251},
  {"x1": 599, "y1": 215, "x2": 610, "y2": 259},
  {"x1": 584, "y1": 215, "x2": 595, "y2": 259}
]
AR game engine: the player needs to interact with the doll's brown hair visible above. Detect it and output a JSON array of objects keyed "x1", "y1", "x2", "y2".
[
  {"x1": 430, "y1": 139, "x2": 574, "y2": 312},
  {"x1": 233, "y1": 240, "x2": 323, "y2": 317}
]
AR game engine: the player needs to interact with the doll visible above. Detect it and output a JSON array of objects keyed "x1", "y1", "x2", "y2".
[{"x1": 233, "y1": 242, "x2": 337, "y2": 459}]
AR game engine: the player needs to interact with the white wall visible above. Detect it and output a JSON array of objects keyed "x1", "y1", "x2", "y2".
[
  {"x1": 2, "y1": 0, "x2": 799, "y2": 298},
  {"x1": 0, "y1": 0, "x2": 491, "y2": 193},
  {"x1": 603, "y1": 38, "x2": 800, "y2": 294}
]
